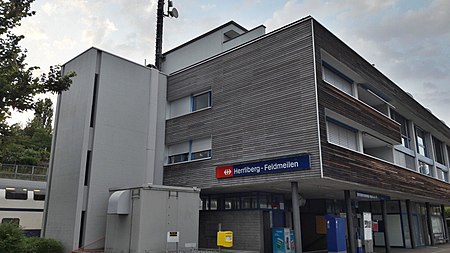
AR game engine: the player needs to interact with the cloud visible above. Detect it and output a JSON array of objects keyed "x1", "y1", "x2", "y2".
[{"x1": 82, "y1": 17, "x2": 118, "y2": 45}]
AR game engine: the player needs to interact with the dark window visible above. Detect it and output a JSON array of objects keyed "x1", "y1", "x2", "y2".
[
  {"x1": 416, "y1": 127, "x2": 428, "y2": 157},
  {"x1": 33, "y1": 193, "x2": 45, "y2": 201},
  {"x1": 433, "y1": 137, "x2": 445, "y2": 165},
  {"x1": 2, "y1": 218, "x2": 20, "y2": 225},
  {"x1": 391, "y1": 110, "x2": 411, "y2": 148},
  {"x1": 191, "y1": 150, "x2": 211, "y2": 160},
  {"x1": 192, "y1": 91, "x2": 211, "y2": 111},
  {"x1": 5, "y1": 190, "x2": 27, "y2": 200},
  {"x1": 168, "y1": 153, "x2": 189, "y2": 164}
]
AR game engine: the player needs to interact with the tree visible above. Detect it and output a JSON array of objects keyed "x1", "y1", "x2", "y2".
[
  {"x1": 0, "y1": 99, "x2": 53, "y2": 165},
  {"x1": 0, "y1": 0, "x2": 75, "y2": 126}
]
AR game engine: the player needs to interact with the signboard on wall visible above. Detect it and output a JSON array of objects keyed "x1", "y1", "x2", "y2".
[
  {"x1": 363, "y1": 212, "x2": 373, "y2": 240},
  {"x1": 216, "y1": 155, "x2": 310, "y2": 179},
  {"x1": 356, "y1": 191, "x2": 390, "y2": 201}
]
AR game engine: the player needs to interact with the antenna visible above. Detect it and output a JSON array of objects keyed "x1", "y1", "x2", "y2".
[{"x1": 155, "y1": 0, "x2": 179, "y2": 70}]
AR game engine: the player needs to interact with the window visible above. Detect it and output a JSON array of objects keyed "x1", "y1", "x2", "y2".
[
  {"x1": 241, "y1": 193, "x2": 258, "y2": 209},
  {"x1": 327, "y1": 119, "x2": 358, "y2": 151},
  {"x1": 167, "y1": 137, "x2": 212, "y2": 164},
  {"x1": 437, "y1": 168, "x2": 449, "y2": 182},
  {"x1": 322, "y1": 62, "x2": 353, "y2": 95},
  {"x1": 5, "y1": 190, "x2": 27, "y2": 200},
  {"x1": 433, "y1": 137, "x2": 445, "y2": 165},
  {"x1": 415, "y1": 127, "x2": 428, "y2": 157},
  {"x1": 394, "y1": 150, "x2": 415, "y2": 170},
  {"x1": 419, "y1": 161, "x2": 431, "y2": 176},
  {"x1": 391, "y1": 110, "x2": 411, "y2": 148},
  {"x1": 1, "y1": 218, "x2": 19, "y2": 225},
  {"x1": 168, "y1": 90, "x2": 212, "y2": 119},
  {"x1": 33, "y1": 192, "x2": 45, "y2": 201},
  {"x1": 192, "y1": 91, "x2": 211, "y2": 112}
]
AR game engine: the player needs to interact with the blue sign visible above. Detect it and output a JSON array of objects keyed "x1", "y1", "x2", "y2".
[
  {"x1": 356, "y1": 191, "x2": 390, "y2": 201},
  {"x1": 216, "y1": 155, "x2": 310, "y2": 179}
]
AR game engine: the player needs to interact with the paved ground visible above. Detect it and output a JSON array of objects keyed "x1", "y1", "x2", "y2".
[{"x1": 373, "y1": 243, "x2": 450, "y2": 253}]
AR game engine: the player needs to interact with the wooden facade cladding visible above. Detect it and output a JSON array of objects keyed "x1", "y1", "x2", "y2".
[
  {"x1": 164, "y1": 18, "x2": 322, "y2": 189},
  {"x1": 312, "y1": 20, "x2": 450, "y2": 140},
  {"x1": 321, "y1": 142, "x2": 450, "y2": 200},
  {"x1": 319, "y1": 83, "x2": 402, "y2": 143},
  {"x1": 312, "y1": 18, "x2": 450, "y2": 200}
]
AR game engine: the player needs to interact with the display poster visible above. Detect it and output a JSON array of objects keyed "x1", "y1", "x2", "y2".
[{"x1": 363, "y1": 212, "x2": 373, "y2": 240}]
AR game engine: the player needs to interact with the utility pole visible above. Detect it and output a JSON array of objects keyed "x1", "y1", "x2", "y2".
[{"x1": 154, "y1": 0, "x2": 178, "y2": 70}]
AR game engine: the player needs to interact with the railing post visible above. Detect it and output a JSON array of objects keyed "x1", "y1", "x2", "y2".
[{"x1": 14, "y1": 164, "x2": 18, "y2": 179}]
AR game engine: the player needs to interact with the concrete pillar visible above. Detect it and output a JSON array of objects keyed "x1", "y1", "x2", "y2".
[
  {"x1": 441, "y1": 205, "x2": 449, "y2": 242},
  {"x1": 406, "y1": 200, "x2": 416, "y2": 248},
  {"x1": 291, "y1": 182, "x2": 303, "y2": 253},
  {"x1": 426, "y1": 202, "x2": 436, "y2": 245},
  {"x1": 344, "y1": 190, "x2": 356, "y2": 253},
  {"x1": 381, "y1": 200, "x2": 391, "y2": 253}
]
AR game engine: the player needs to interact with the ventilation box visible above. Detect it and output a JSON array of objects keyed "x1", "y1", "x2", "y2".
[{"x1": 104, "y1": 184, "x2": 200, "y2": 253}]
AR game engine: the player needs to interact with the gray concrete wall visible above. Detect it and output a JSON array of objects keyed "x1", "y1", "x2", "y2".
[{"x1": 44, "y1": 48, "x2": 167, "y2": 251}]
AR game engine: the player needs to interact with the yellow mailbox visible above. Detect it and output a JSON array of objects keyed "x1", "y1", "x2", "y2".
[{"x1": 217, "y1": 231, "x2": 233, "y2": 248}]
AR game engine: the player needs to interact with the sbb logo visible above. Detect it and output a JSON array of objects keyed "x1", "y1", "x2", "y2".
[{"x1": 216, "y1": 165, "x2": 233, "y2": 178}]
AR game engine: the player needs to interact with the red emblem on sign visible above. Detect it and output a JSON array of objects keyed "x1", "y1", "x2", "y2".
[{"x1": 216, "y1": 165, "x2": 233, "y2": 179}]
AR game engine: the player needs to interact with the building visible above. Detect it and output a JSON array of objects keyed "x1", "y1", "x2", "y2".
[{"x1": 44, "y1": 16, "x2": 450, "y2": 253}]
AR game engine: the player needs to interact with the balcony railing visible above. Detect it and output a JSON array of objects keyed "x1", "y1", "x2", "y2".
[{"x1": 0, "y1": 164, "x2": 48, "y2": 182}]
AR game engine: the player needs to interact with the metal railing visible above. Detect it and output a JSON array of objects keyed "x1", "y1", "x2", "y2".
[{"x1": 0, "y1": 163, "x2": 48, "y2": 182}]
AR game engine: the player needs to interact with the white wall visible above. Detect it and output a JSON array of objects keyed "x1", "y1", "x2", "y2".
[
  {"x1": 44, "y1": 48, "x2": 167, "y2": 251},
  {"x1": 161, "y1": 23, "x2": 265, "y2": 74},
  {"x1": 43, "y1": 48, "x2": 98, "y2": 250}
]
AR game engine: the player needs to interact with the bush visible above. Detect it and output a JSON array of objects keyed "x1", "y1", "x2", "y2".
[
  {"x1": 0, "y1": 222, "x2": 64, "y2": 253},
  {"x1": 23, "y1": 237, "x2": 64, "y2": 253},
  {"x1": 0, "y1": 222, "x2": 24, "y2": 253}
]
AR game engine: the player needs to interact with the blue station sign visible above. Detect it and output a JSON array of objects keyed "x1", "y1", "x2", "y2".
[{"x1": 216, "y1": 155, "x2": 311, "y2": 179}]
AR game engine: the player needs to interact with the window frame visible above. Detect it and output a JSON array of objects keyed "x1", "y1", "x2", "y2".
[
  {"x1": 322, "y1": 61, "x2": 354, "y2": 96},
  {"x1": 415, "y1": 127, "x2": 428, "y2": 157},
  {"x1": 166, "y1": 139, "x2": 212, "y2": 165},
  {"x1": 191, "y1": 91, "x2": 212, "y2": 112},
  {"x1": 326, "y1": 118, "x2": 359, "y2": 151},
  {"x1": 432, "y1": 137, "x2": 445, "y2": 165},
  {"x1": 390, "y1": 110, "x2": 411, "y2": 149}
]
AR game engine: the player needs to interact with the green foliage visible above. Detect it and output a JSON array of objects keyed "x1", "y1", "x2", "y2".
[
  {"x1": 0, "y1": 0, "x2": 75, "y2": 124},
  {"x1": 23, "y1": 237, "x2": 64, "y2": 253},
  {"x1": 0, "y1": 222, "x2": 24, "y2": 253},
  {"x1": 0, "y1": 223, "x2": 65, "y2": 253},
  {"x1": 0, "y1": 99, "x2": 53, "y2": 165},
  {"x1": 445, "y1": 207, "x2": 450, "y2": 218}
]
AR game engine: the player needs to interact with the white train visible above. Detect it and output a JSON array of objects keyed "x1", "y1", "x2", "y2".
[
  {"x1": 0, "y1": 184, "x2": 46, "y2": 236},
  {"x1": 0, "y1": 164, "x2": 47, "y2": 236}
]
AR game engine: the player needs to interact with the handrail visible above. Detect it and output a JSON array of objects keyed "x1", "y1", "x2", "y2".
[{"x1": 0, "y1": 163, "x2": 48, "y2": 182}]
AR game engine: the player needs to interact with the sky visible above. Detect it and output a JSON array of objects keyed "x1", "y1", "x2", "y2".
[{"x1": 9, "y1": 0, "x2": 450, "y2": 126}]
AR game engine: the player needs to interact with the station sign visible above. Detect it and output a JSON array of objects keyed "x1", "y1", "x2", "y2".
[
  {"x1": 216, "y1": 155, "x2": 310, "y2": 179},
  {"x1": 356, "y1": 191, "x2": 390, "y2": 201}
]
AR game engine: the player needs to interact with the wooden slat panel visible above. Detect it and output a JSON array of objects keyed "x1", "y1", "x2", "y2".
[
  {"x1": 321, "y1": 142, "x2": 450, "y2": 200},
  {"x1": 320, "y1": 83, "x2": 402, "y2": 143},
  {"x1": 164, "y1": 20, "x2": 321, "y2": 188},
  {"x1": 312, "y1": 21, "x2": 450, "y2": 140}
]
